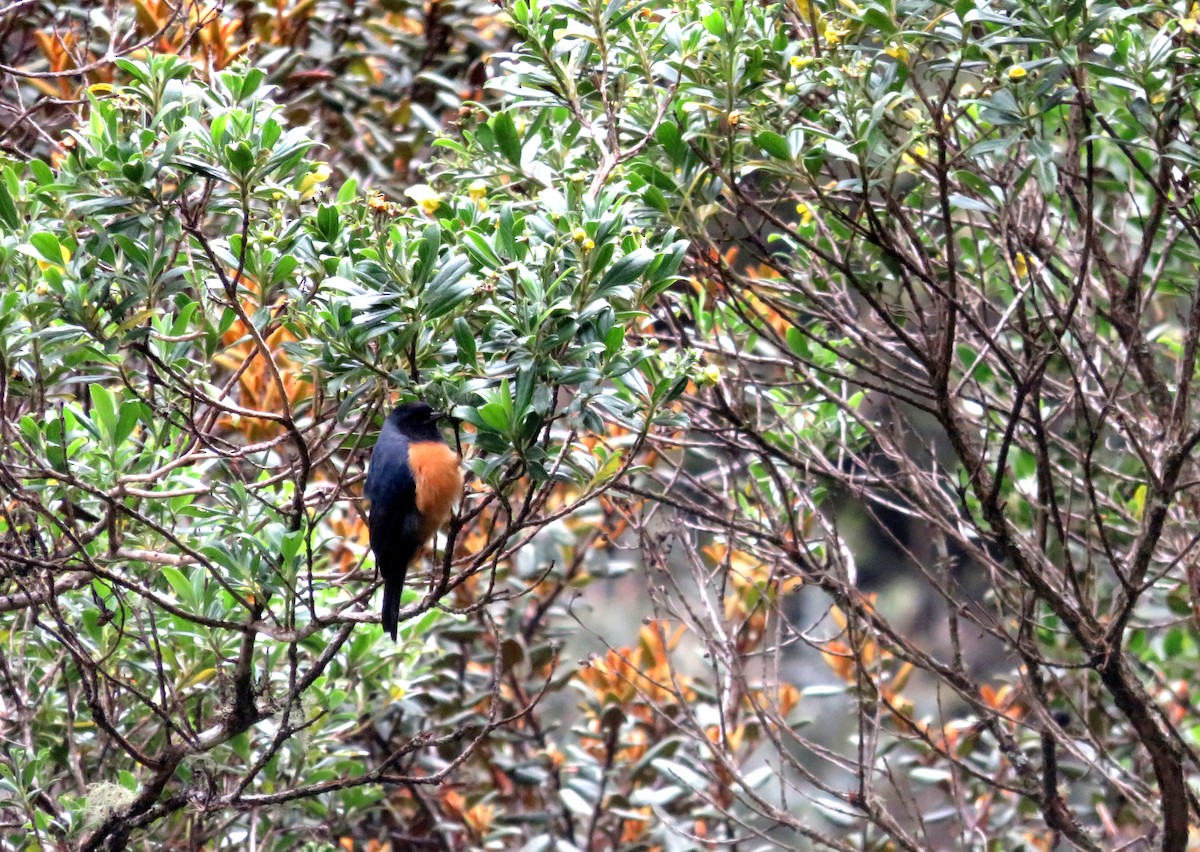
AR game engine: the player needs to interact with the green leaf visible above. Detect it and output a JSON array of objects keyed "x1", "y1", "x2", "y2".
[
  {"x1": 655, "y1": 122, "x2": 686, "y2": 165},
  {"x1": 475, "y1": 400, "x2": 511, "y2": 433},
  {"x1": 162, "y1": 566, "x2": 196, "y2": 608},
  {"x1": 1164, "y1": 627, "x2": 1185, "y2": 658},
  {"x1": 89, "y1": 384, "x2": 117, "y2": 441},
  {"x1": 642, "y1": 185, "x2": 668, "y2": 212},
  {"x1": 114, "y1": 402, "x2": 141, "y2": 447},
  {"x1": 786, "y1": 326, "x2": 808, "y2": 358},
  {"x1": 29, "y1": 160, "x2": 53, "y2": 186},
  {"x1": 237, "y1": 67, "x2": 266, "y2": 101},
  {"x1": 630, "y1": 785, "x2": 685, "y2": 806},
  {"x1": 281, "y1": 530, "x2": 304, "y2": 563},
  {"x1": 225, "y1": 141, "x2": 255, "y2": 176},
  {"x1": 336, "y1": 178, "x2": 359, "y2": 204},
  {"x1": 600, "y1": 248, "x2": 656, "y2": 291},
  {"x1": 463, "y1": 229, "x2": 503, "y2": 267},
  {"x1": 497, "y1": 206, "x2": 518, "y2": 260},
  {"x1": 113, "y1": 58, "x2": 149, "y2": 84},
  {"x1": 453, "y1": 317, "x2": 477, "y2": 367},
  {"x1": 604, "y1": 325, "x2": 625, "y2": 357},
  {"x1": 654, "y1": 757, "x2": 709, "y2": 790},
  {"x1": 948, "y1": 194, "x2": 994, "y2": 214},
  {"x1": 423, "y1": 256, "x2": 472, "y2": 319},
  {"x1": 910, "y1": 767, "x2": 953, "y2": 784},
  {"x1": 862, "y1": 7, "x2": 894, "y2": 34},
  {"x1": 413, "y1": 223, "x2": 441, "y2": 288},
  {"x1": 703, "y1": 9, "x2": 726, "y2": 36},
  {"x1": 491, "y1": 112, "x2": 523, "y2": 166},
  {"x1": 28, "y1": 232, "x2": 63, "y2": 265},
  {"x1": 754, "y1": 130, "x2": 791, "y2": 160},
  {"x1": 271, "y1": 255, "x2": 298, "y2": 286},
  {"x1": 559, "y1": 787, "x2": 593, "y2": 816},
  {"x1": 0, "y1": 181, "x2": 18, "y2": 230},
  {"x1": 316, "y1": 204, "x2": 340, "y2": 243}
]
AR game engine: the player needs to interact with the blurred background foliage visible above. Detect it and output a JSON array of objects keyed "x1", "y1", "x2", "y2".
[
  {"x1": 1, "y1": 0, "x2": 504, "y2": 179},
  {"x1": 6, "y1": 0, "x2": 1200, "y2": 849}
]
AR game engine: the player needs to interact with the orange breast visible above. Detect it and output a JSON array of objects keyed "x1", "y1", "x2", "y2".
[{"x1": 408, "y1": 441, "x2": 464, "y2": 541}]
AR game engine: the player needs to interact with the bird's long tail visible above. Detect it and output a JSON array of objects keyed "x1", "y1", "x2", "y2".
[{"x1": 381, "y1": 576, "x2": 402, "y2": 641}]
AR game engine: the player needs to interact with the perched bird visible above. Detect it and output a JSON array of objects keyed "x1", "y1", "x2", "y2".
[{"x1": 364, "y1": 401, "x2": 463, "y2": 639}]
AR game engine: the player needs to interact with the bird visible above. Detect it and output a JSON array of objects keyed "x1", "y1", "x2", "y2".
[{"x1": 364, "y1": 401, "x2": 463, "y2": 640}]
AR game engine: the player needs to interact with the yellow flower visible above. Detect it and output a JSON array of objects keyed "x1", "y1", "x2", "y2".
[
  {"x1": 405, "y1": 184, "x2": 442, "y2": 216},
  {"x1": 900, "y1": 141, "x2": 929, "y2": 168},
  {"x1": 467, "y1": 179, "x2": 488, "y2": 201},
  {"x1": 582, "y1": 238, "x2": 595, "y2": 251},
  {"x1": 700, "y1": 363, "x2": 721, "y2": 385},
  {"x1": 1007, "y1": 66, "x2": 1027, "y2": 81},
  {"x1": 728, "y1": 110, "x2": 741, "y2": 127},
  {"x1": 572, "y1": 227, "x2": 588, "y2": 243},
  {"x1": 824, "y1": 19, "x2": 851, "y2": 46},
  {"x1": 884, "y1": 43, "x2": 909, "y2": 63},
  {"x1": 298, "y1": 162, "x2": 331, "y2": 198},
  {"x1": 795, "y1": 202, "x2": 814, "y2": 226},
  {"x1": 1182, "y1": 6, "x2": 1199, "y2": 33}
]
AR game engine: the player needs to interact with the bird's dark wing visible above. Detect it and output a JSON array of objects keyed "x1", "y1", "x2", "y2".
[
  {"x1": 365, "y1": 421, "x2": 414, "y2": 512},
  {"x1": 365, "y1": 423, "x2": 422, "y2": 639}
]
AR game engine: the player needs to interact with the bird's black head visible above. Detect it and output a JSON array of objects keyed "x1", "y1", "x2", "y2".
[{"x1": 387, "y1": 401, "x2": 448, "y2": 442}]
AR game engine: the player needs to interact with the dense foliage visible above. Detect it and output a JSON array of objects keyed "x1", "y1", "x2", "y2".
[
  {"x1": 6, "y1": 0, "x2": 1200, "y2": 849},
  {"x1": 0, "y1": 0, "x2": 505, "y2": 177}
]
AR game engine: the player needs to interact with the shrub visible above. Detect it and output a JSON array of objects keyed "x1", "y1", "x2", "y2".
[{"x1": 0, "y1": 55, "x2": 690, "y2": 849}]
